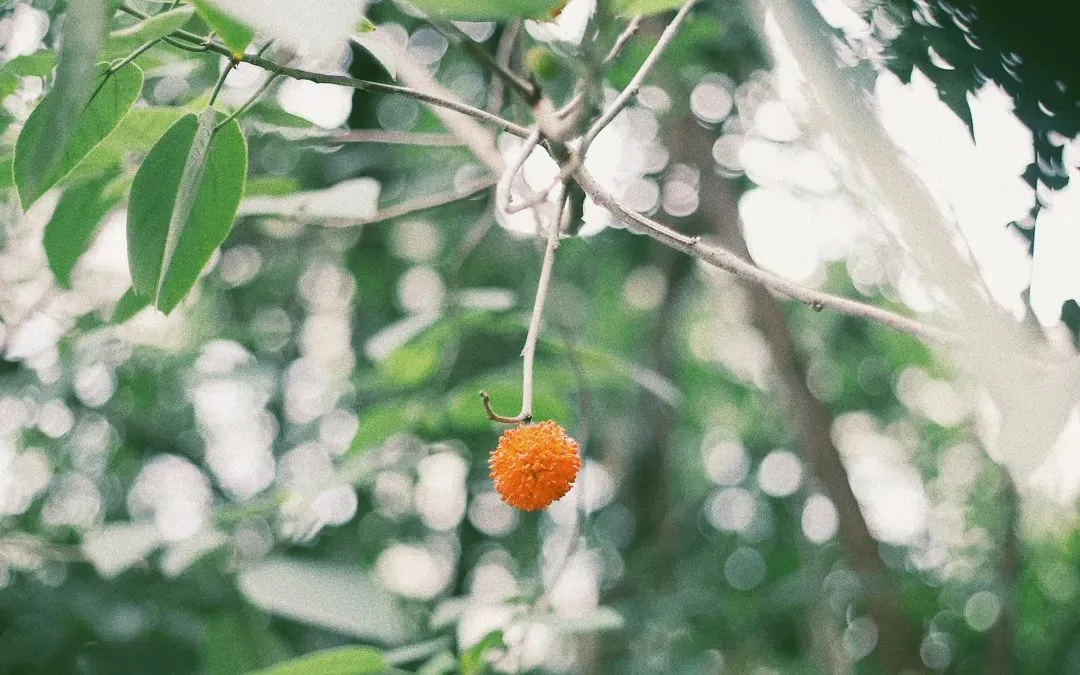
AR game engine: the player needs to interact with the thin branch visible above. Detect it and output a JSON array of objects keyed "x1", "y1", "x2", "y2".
[
  {"x1": 118, "y1": 3, "x2": 531, "y2": 140},
  {"x1": 520, "y1": 184, "x2": 569, "y2": 417},
  {"x1": 580, "y1": 0, "x2": 695, "y2": 152},
  {"x1": 570, "y1": 164, "x2": 952, "y2": 344},
  {"x1": 497, "y1": 128, "x2": 542, "y2": 214},
  {"x1": 487, "y1": 19, "x2": 523, "y2": 114},
  {"x1": 301, "y1": 130, "x2": 464, "y2": 147},
  {"x1": 323, "y1": 176, "x2": 497, "y2": 227},
  {"x1": 208, "y1": 58, "x2": 238, "y2": 107},
  {"x1": 215, "y1": 71, "x2": 279, "y2": 130},
  {"x1": 482, "y1": 185, "x2": 571, "y2": 424},
  {"x1": 429, "y1": 19, "x2": 537, "y2": 103},
  {"x1": 603, "y1": 16, "x2": 642, "y2": 68}
]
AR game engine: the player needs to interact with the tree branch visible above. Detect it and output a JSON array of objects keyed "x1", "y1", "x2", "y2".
[
  {"x1": 569, "y1": 163, "x2": 952, "y2": 344},
  {"x1": 323, "y1": 176, "x2": 496, "y2": 227}
]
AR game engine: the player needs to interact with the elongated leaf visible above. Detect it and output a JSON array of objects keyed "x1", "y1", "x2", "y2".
[
  {"x1": 14, "y1": 0, "x2": 107, "y2": 207},
  {"x1": 14, "y1": 64, "x2": 143, "y2": 208},
  {"x1": 111, "y1": 287, "x2": 150, "y2": 324},
  {"x1": 43, "y1": 173, "x2": 124, "y2": 287},
  {"x1": 246, "y1": 647, "x2": 387, "y2": 675},
  {"x1": 613, "y1": 0, "x2": 687, "y2": 16},
  {"x1": 101, "y1": 6, "x2": 197, "y2": 60},
  {"x1": 237, "y1": 558, "x2": 411, "y2": 644},
  {"x1": 188, "y1": 0, "x2": 255, "y2": 53},
  {"x1": 405, "y1": 0, "x2": 566, "y2": 20},
  {"x1": 127, "y1": 110, "x2": 247, "y2": 313}
]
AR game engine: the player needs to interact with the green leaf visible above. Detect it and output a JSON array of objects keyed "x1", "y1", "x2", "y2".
[
  {"x1": 43, "y1": 173, "x2": 124, "y2": 287},
  {"x1": 69, "y1": 107, "x2": 184, "y2": 180},
  {"x1": 14, "y1": 64, "x2": 143, "y2": 208},
  {"x1": 127, "y1": 109, "x2": 248, "y2": 313},
  {"x1": 405, "y1": 0, "x2": 566, "y2": 21},
  {"x1": 111, "y1": 287, "x2": 150, "y2": 324},
  {"x1": 459, "y1": 630, "x2": 504, "y2": 675},
  {"x1": 13, "y1": 0, "x2": 108, "y2": 208},
  {"x1": 246, "y1": 647, "x2": 388, "y2": 675},
  {"x1": 0, "y1": 52, "x2": 57, "y2": 100},
  {"x1": 101, "y1": 6, "x2": 197, "y2": 60},
  {"x1": 613, "y1": 0, "x2": 687, "y2": 16},
  {"x1": 188, "y1": 0, "x2": 255, "y2": 53}
]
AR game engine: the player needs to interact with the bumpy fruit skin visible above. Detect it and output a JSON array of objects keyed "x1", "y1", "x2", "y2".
[{"x1": 489, "y1": 421, "x2": 581, "y2": 511}]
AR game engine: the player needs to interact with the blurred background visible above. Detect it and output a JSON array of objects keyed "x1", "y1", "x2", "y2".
[{"x1": 0, "y1": 0, "x2": 1079, "y2": 672}]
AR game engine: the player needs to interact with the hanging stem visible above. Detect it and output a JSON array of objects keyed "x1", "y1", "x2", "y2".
[{"x1": 482, "y1": 184, "x2": 571, "y2": 424}]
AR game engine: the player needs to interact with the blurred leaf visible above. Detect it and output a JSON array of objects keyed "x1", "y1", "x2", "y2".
[
  {"x1": 238, "y1": 178, "x2": 380, "y2": 221},
  {"x1": 349, "y1": 400, "x2": 422, "y2": 453},
  {"x1": 355, "y1": 17, "x2": 376, "y2": 33},
  {"x1": 613, "y1": 0, "x2": 686, "y2": 16},
  {"x1": 12, "y1": 0, "x2": 108, "y2": 208},
  {"x1": 0, "y1": 52, "x2": 57, "y2": 100},
  {"x1": 238, "y1": 558, "x2": 412, "y2": 644},
  {"x1": 415, "y1": 652, "x2": 457, "y2": 675},
  {"x1": 188, "y1": 0, "x2": 255, "y2": 53},
  {"x1": 80, "y1": 522, "x2": 163, "y2": 578},
  {"x1": 101, "y1": 6, "x2": 197, "y2": 59},
  {"x1": 404, "y1": 0, "x2": 566, "y2": 21},
  {"x1": 247, "y1": 647, "x2": 387, "y2": 675},
  {"x1": 205, "y1": 611, "x2": 292, "y2": 675},
  {"x1": 534, "y1": 606, "x2": 625, "y2": 634},
  {"x1": 244, "y1": 175, "x2": 300, "y2": 197},
  {"x1": 351, "y1": 28, "x2": 405, "y2": 79},
  {"x1": 43, "y1": 173, "x2": 125, "y2": 287},
  {"x1": 459, "y1": 630, "x2": 504, "y2": 675},
  {"x1": 127, "y1": 109, "x2": 248, "y2": 313},
  {"x1": 111, "y1": 287, "x2": 151, "y2": 324},
  {"x1": 14, "y1": 63, "x2": 143, "y2": 208}
]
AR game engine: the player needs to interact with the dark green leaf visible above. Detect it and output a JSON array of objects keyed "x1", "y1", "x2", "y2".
[
  {"x1": 127, "y1": 109, "x2": 248, "y2": 313},
  {"x1": 188, "y1": 0, "x2": 255, "y2": 53},
  {"x1": 43, "y1": 173, "x2": 125, "y2": 287},
  {"x1": 111, "y1": 287, "x2": 150, "y2": 324},
  {"x1": 13, "y1": 0, "x2": 108, "y2": 208},
  {"x1": 246, "y1": 647, "x2": 387, "y2": 675},
  {"x1": 101, "y1": 6, "x2": 197, "y2": 60},
  {"x1": 14, "y1": 64, "x2": 143, "y2": 208}
]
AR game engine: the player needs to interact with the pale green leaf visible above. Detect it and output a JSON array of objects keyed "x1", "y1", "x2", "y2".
[
  {"x1": 14, "y1": 64, "x2": 143, "y2": 208},
  {"x1": 127, "y1": 110, "x2": 248, "y2": 313},
  {"x1": 101, "y1": 6, "x2": 197, "y2": 60},
  {"x1": 237, "y1": 558, "x2": 412, "y2": 644},
  {"x1": 69, "y1": 106, "x2": 184, "y2": 180},
  {"x1": 188, "y1": 0, "x2": 255, "y2": 53},
  {"x1": 13, "y1": 0, "x2": 114, "y2": 207},
  {"x1": 405, "y1": 0, "x2": 566, "y2": 21},
  {"x1": 246, "y1": 647, "x2": 387, "y2": 675},
  {"x1": 613, "y1": 0, "x2": 687, "y2": 16}
]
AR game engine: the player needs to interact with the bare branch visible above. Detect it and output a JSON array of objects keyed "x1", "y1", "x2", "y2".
[
  {"x1": 301, "y1": 131, "x2": 464, "y2": 147},
  {"x1": 581, "y1": 0, "x2": 695, "y2": 152},
  {"x1": 571, "y1": 164, "x2": 952, "y2": 344},
  {"x1": 117, "y1": 5, "x2": 532, "y2": 144},
  {"x1": 323, "y1": 176, "x2": 497, "y2": 228},
  {"x1": 519, "y1": 184, "x2": 569, "y2": 419},
  {"x1": 497, "y1": 129, "x2": 542, "y2": 214},
  {"x1": 430, "y1": 19, "x2": 537, "y2": 103},
  {"x1": 603, "y1": 16, "x2": 643, "y2": 68}
]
